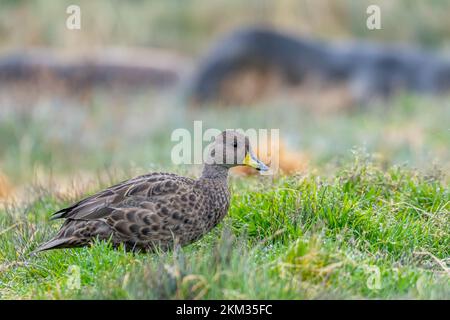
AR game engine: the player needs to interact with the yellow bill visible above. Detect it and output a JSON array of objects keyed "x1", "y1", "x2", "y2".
[{"x1": 243, "y1": 152, "x2": 269, "y2": 172}]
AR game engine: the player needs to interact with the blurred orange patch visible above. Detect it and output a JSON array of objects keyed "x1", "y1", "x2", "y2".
[
  {"x1": 232, "y1": 137, "x2": 308, "y2": 176},
  {"x1": 0, "y1": 171, "x2": 13, "y2": 199}
]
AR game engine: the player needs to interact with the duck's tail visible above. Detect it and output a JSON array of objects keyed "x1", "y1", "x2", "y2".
[{"x1": 30, "y1": 237, "x2": 72, "y2": 255}]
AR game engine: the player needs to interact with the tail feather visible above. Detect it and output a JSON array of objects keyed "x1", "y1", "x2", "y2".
[
  {"x1": 31, "y1": 237, "x2": 72, "y2": 254},
  {"x1": 50, "y1": 207, "x2": 71, "y2": 220}
]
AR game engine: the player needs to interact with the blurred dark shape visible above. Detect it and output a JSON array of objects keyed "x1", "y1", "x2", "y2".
[
  {"x1": 0, "y1": 48, "x2": 186, "y2": 97},
  {"x1": 188, "y1": 27, "x2": 450, "y2": 106}
]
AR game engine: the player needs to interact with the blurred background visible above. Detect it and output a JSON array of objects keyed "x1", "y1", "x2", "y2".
[{"x1": 0, "y1": 0, "x2": 449, "y2": 200}]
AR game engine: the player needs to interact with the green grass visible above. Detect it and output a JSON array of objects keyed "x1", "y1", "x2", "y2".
[{"x1": 1, "y1": 156, "x2": 448, "y2": 299}]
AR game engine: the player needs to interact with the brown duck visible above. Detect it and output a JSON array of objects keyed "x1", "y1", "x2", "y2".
[{"x1": 35, "y1": 130, "x2": 268, "y2": 253}]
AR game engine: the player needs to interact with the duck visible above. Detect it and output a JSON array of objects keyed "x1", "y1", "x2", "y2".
[{"x1": 34, "y1": 130, "x2": 268, "y2": 253}]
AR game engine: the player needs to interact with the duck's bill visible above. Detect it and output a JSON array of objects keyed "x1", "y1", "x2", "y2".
[{"x1": 243, "y1": 153, "x2": 269, "y2": 172}]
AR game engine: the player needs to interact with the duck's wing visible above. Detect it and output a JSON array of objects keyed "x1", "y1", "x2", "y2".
[{"x1": 51, "y1": 172, "x2": 192, "y2": 221}]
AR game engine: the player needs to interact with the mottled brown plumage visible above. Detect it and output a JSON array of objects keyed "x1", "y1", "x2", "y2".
[{"x1": 34, "y1": 130, "x2": 268, "y2": 253}]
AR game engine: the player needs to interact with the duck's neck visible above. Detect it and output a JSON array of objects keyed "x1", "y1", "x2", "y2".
[{"x1": 200, "y1": 164, "x2": 229, "y2": 181}]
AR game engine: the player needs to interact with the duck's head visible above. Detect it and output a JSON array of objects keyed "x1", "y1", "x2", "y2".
[{"x1": 207, "y1": 130, "x2": 269, "y2": 172}]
